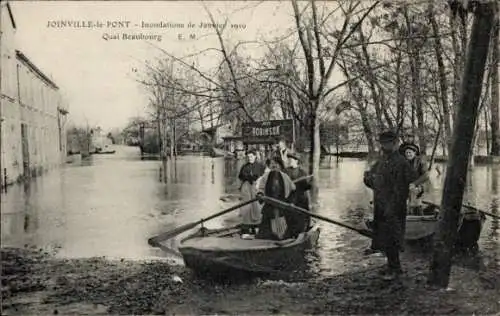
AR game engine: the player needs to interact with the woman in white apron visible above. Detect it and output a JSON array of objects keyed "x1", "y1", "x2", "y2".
[{"x1": 238, "y1": 149, "x2": 265, "y2": 235}]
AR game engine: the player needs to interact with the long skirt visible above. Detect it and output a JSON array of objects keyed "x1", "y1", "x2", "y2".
[
  {"x1": 240, "y1": 181, "x2": 262, "y2": 226},
  {"x1": 284, "y1": 191, "x2": 310, "y2": 239},
  {"x1": 256, "y1": 204, "x2": 283, "y2": 240}
]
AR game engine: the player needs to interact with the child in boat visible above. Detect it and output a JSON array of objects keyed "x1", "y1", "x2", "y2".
[
  {"x1": 401, "y1": 143, "x2": 429, "y2": 215},
  {"x1": 256, "y1": 157, "x2": 296, "y2": 240},
  {"x1": 238, "y1": 149, "x2": 266, "y2": 235},
  {"x1": 284, "y1": 152, "x2": 312, "y2": 238}
]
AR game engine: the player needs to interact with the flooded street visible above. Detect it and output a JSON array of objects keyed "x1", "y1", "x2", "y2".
[{"x1": 1, "y1": 145, "x2": 499, "y2": 277}]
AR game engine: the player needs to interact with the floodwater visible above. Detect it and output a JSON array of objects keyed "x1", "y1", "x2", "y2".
[{"x1": 1, "y1": 145, "x2": 499, "y2": 277}]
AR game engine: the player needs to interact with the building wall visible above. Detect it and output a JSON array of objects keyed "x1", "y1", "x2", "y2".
[
  {"x1": 1, "y1": 2, "x2": 68, "y2": 187},
  {"x1": 1, "y1": 2, "x2": 20, "y2": 186}
]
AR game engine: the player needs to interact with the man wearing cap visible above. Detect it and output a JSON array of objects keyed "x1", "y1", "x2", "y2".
[
  {"x1": 401, "y1": 143, "x2": 429, "y2": 214},
  {"x1": 398, "y1": 134, "x2": 418, "y2": 156},
  {"x1": 284, "y1": 151, "x2": 312, "y2": 238},
  {"x1": 363, "y1": 130, "x2": 416, "y2": 280}
]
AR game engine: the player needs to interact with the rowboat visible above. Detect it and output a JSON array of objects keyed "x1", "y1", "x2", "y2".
[
  {"x1": 363, "y1": 201, "x2": 486, "y2": 248},
  {"x1": 177, "y1": 224, "x2": 320, "y2": 275}
]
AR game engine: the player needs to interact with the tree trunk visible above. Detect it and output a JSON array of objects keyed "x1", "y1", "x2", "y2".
[
  {"x1": 309, "y1": 111, "x2": 321, "y2": 202},
  {"x1": 173, "y1": 119, "x2": 177, "y2": 157},
  {"x1": 430, "y1": 7, "x2": 452, "y2": 153},
  {"x1": 428, "y1": 2, "x2": 495, "y2": 288},
  {"x1": 359, "y1": 106, "x2": 376, "y2": 155},
  {"x1": 410, "y1": 50, "x2": 426, "y2": 153},
  {"x1": 485, "y1": 106, "x2": 490, "y2": 154},
  {"x1": 450, "y1": 13, "x2": 463, "y2": 124},
  {"x1": 170, "y1": 118, "x2": 174, "y2": 159},
  {"x1": 490, "y1": 4, "x2": 500, "y2": 156}
]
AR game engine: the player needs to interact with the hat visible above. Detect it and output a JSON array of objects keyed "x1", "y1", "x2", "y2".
[
  {"x1": 287, "y1": 151, "x2": 301, "y2": 161},
  {"x1": 378, "y1": 130, "x2": 398, "y2": 143},
  {"x1": 401, "y1": 143, "x2": 419, "y2": 155}
]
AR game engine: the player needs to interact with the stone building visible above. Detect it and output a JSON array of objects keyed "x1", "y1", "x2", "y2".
[{"x1": 1, "y1": 1, "x2": 69, "y2": 188}]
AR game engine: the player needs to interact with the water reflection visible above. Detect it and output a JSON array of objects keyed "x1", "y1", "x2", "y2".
[{"x1": 0, "y1": 146, "x2": 498, "y2": 277}]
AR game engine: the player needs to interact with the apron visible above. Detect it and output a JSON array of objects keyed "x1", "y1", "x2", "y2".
[{"x1": 240, "y1": 181, "x2": 262, "y2": 225}]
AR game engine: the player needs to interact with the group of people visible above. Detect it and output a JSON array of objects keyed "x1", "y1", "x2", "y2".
[
  {"x1": 237, "y1": 138, "x2": 312, "y2": 240},
  {"x1": 363, "y1": 130, "x2": 429, "y2": 281},
  {"x1": 237, "y1": 131, "x2": 429, "y2": 281}
]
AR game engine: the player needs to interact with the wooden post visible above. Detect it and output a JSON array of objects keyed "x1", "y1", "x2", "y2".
[{"x1": 428, "y1": 2, "x2": 495, "y2": 288}]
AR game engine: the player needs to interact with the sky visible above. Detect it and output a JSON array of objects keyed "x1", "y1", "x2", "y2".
[{"x1": 10, "y1": 1, "x2": 343, "y2": 132}]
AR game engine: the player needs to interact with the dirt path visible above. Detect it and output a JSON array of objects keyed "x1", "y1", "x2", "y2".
[{"x1": 2, "y1": 247, "x2": 499, "y2": 315}]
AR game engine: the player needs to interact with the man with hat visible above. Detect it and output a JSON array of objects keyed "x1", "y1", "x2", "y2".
[
  {"x1": 284, "y1": 151, "x2": 312, "y2": 238},
  {"x1": 272, "y1": 137, "x2": 290, "y2": 169},
  {"x1": 363, "y1": 130, "x2": 416, "y2": 280},
  {"x1": 401, "y1": 142, "x2": 429, "y2": 214},
  {"x1": 398, "y1": 133, "x2": 418, "y2": 156}
]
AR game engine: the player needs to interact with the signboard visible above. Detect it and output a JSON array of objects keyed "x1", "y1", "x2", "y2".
[{"x1": 241, "y1": 119, "x2": 294, "y2": 144}]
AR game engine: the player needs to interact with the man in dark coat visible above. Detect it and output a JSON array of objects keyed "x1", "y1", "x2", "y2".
[
  {"x1": 364, "y1": 130, "x2": 416, "y2": 280},
  {"x1": 284, "y1": 152, "x2": 312, "y2": 238}
]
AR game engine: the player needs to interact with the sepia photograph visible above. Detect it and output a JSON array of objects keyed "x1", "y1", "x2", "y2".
[{"x1": 0, "y1": 0, "x2": 499, "y2": 314}]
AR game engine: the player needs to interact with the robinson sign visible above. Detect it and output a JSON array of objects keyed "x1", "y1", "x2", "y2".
[{"x1": 241, "y1": 119, "x2": 295, "y2": 144}]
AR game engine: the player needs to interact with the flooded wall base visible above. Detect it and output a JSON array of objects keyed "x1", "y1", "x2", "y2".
[{"x1": 1, "y1": 161, "x2": 64, "y2": 193}]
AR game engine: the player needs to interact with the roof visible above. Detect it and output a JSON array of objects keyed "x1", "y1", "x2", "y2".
[
  {"x1": 5, "y1": 2, "x2": 16, "y2": 29},
  {"x1": 15, "y1": 50, "x2": 59, "y2": 90}
]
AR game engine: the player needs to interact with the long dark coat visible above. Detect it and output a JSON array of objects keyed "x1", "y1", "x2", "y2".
[
  {"x1": 364, "y1": 151, "x2": 416, "y2": 252},
  {"x1": 284, "y1": 167, "x2": 311, "y2": 238},
  {"x1": 256, "y1": 170, "x2": 295, "y2": 240}
]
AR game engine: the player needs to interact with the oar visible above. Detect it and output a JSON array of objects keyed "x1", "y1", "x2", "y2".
[
  {"x1": 260, "y1": 195, "x2": 373, "y2": 239},
  {"x1": 148, "y1": 197, "x2": 259, "y2": 247},
  {"x1": 149, "y1": 174, "x2": 316, "y2": 247},
  {"x1": 422, "y1": 200, "x2": 500, "y2": 220}
]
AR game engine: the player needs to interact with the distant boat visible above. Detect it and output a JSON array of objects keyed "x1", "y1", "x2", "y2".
[
  {"x1": 210, "y1": 147, "x2": 234, "y2": 158},
  {"x1": 94, "y1": 145, "x2": 116, "y2": 154}
]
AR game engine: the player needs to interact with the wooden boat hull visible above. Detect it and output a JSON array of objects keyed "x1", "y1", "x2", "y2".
[
  {"x1": 363, "y1": 201, "x2": 486, "y2": 246},
  {"x1": 178, "y1": 225, "x2": 320, "y2": 275},
  {"x1": 94, "y1": 150, "x2": 116, "y2": 154}
]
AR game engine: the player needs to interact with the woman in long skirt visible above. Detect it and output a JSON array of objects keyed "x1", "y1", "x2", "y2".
[
  {"x1": 238, "y1": 149, "x2": 265, "y2": 234},
  {"x1": 255, "y1": 157, "x2": 296, "y2": 240}
]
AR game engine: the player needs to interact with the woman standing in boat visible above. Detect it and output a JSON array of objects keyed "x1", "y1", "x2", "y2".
[
  {"x1": 238, "y1": 149, "x2": 266, "y2": 235},
  {"x1": 284, "y1": 152, "x2": 312, "y2": 238},
  {"x1": 401, "y1": 143, "x2": 429, "y2": 214},
  {"x1": 256, "y1": 157, "x2": 296, "y2": 240}
]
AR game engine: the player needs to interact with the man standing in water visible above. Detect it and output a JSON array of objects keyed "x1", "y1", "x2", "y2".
[{"x1": 363, "y1": 130, "x2": 416, "y2": 280}]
